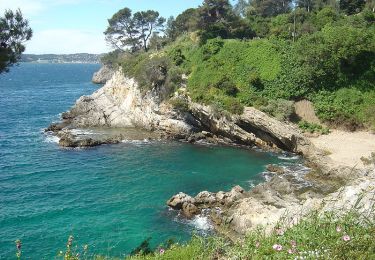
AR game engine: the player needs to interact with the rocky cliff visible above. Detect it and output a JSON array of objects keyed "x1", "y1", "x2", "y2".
[
  {"x1": 92, "y1": 65, "x2": 115, "y2": 84},
  {"x1": 50, "y1": 68, "x2": 308, "y2": 153}
]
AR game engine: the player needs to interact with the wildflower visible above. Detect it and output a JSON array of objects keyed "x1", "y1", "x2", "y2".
[
  {"x1": 255, "y1": 241, "x2": 260, "y2": 248},
  {"x1": 336, "y1": 226, "x2": 342, "y2": 232},
  {"x1": 290, "y1": 240, "x2": 297, "y2": 248},
  {"x1": 342, "y1": 235, "x2": 351, "y2": 242},
  {"x1": 288, "y1": 248, "x2": 295, "y2": 254},
  {"x1": 273, "y1": 244, "x2": 283, "y2": 251},
  {"x1": 275, "y1": 228, "x2": 284, "y2": 236},
  {"x1": 159, "y1": 248, "x2": 165, "y2": 254}
]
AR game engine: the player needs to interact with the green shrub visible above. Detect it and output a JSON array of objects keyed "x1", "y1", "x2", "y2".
[
  {"x1": 168, "y1": 48, "x2": 185, "y2": 66},
  {"x1": 169, "y1": 98, "x2": 189, "y2": 113},
  {"x1": 260, "y1": 99, "x2": 295, "y2": 121},
  {"x1": 223, "y1": 98, "x2": 244, "y2": 115},
  {"x1": 298, "y1": 121, "x2": 330, "y2": 135},
  {"x1": 100, "y1": 49, "x2": 123, "y2": 66},
  {"x1": 120, "y1": 52, "x2": 182, "y2": 96},
  {"x1": 216, "y1": 76, "x2": 238, "y2": 96},
  {"x1": 201, "y1": 38, "x2": 224, "y2": 60},
  {"x1": 135, "y1": 56, "x2": 170, "y2": 90},
  {"x1": 313, "y1": 88, "x2": 375, "y2": 131}
]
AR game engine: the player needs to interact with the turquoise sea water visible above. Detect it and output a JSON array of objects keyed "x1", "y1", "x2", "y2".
[{"x1": 0, "y1": 63, "x2": 287, "y2": 259}]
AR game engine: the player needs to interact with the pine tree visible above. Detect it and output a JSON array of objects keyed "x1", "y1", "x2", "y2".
[{"x1": 0, "y1": 9, "x2": 32, "y2": 73}]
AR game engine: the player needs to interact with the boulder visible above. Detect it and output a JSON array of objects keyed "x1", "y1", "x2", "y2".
[
  {"x1": 167, "y1": 192, "x2": 195, "y2": 210},
  {"x1": 266, "y1": 164, "x2": 285, "y2": 174},
  {"x1": 182, "y1": 202, "x2": 199, "y2": 218},
  {"x1": 215, "y1": 186, "x2": 245, "y2": 206},
  {"x1": 195, "y1": 191, "x2": 217, "y2": 205}
]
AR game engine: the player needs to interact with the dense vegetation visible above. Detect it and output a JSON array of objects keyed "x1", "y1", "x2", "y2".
[{"x1": 103, "y1": 0, "x2": 375, "y2": 130}]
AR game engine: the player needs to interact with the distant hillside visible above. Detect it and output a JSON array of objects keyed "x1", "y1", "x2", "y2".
[{"x1": 21, "y1": 53, "x2": 103, "y2": 64}]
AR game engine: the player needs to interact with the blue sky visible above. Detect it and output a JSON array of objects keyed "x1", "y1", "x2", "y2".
[{"x1": 0, "y1": 0, "x2": 206, "y2": 54}]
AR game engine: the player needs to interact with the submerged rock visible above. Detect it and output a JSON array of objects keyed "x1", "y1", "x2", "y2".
[
  {"x1": 57, "y1": 130, "x2": 122, "y2": 148},
  {"x1": 266, "y1": 164, "x2": 285, "y2": 174}
]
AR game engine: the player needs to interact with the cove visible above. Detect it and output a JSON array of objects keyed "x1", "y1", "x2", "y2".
[{"x1": 0, "y1": 64, "x2": 294, "y2": 259}]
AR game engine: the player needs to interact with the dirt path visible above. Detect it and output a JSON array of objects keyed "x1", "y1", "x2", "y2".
[{"x1": 309, "y1": 130, "x2": 375, "y2": 169}]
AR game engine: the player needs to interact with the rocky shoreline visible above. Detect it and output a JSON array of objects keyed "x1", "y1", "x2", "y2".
[{"x1": 47, "y1": 67, "x2": 375, "y2": 237}]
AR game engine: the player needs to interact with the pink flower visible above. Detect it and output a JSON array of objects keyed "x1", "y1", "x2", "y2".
[
  {"x1": 255, "y1": 241, "x2": 260, "y2": 248},
  {"x1": 336, "y1": 226, "x2": 342, "y2": 232},
  {"x1": 342, "y1": 235, "x2": 351, "y2": 242},
  {"x1": 272, "y1": 244, "x2": 283, "y2": 251},
  {"x1": 275, "y1": 228, "x2": 284, "y2": 236},
  {"x1": 288, "y1": 249, "x2": 295, "y2": 254},
  {"x1": 290, "y1": 240, "x2": 297, "y2": 248},
  {"x1": 159, "y1": 248, "x2": 165, "y2": 254}
]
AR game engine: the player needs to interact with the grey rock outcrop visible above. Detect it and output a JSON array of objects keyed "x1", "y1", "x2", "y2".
[
  {"x1": 189, "y1": 103, "x2": 308, "y2": 152},
  {"x1": 167, "y1": 185, "x2": 246, "y2": 219},
  {"x1": 51, "y1": 69, "x2": 309, "y2": 151},
  {"x1": 167, "y1": 192, "x2": 195, "y2": 210},
  {"x1": 92, "y1": 65, "x2": 115, "y2": 84},
  {"x1": 70, "y1": 70, "x2": 194, "y2": 135}
]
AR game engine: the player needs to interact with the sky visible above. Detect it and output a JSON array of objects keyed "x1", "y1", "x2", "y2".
[{"x1": 0, "y1": 0, "x2": 205, "y2": 54}]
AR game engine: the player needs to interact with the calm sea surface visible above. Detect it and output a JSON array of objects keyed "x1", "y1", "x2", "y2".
[{"x1": 0, "y1": 63, "x2": 287, "y2": 259}]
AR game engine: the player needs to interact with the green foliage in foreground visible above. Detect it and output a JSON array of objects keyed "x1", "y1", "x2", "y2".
[{"x1": 127, "y1": 210, "x2": 375, "y2": 260}]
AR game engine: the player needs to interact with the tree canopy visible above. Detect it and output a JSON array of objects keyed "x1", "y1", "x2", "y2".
[
  {"x1": 198, "y1": 0, "x2": 255, "y2": 42},
  {"x1": 251, "y1": 0, "x2": 293, "y2": 17},
  {"x1": 339, "y1": 0, "x2": 366, "y2": 15},
  {"x1": 104, "y1": 8, "x2": 165, "y2": 52},
  {"x1": 0, "y1": 9, "x2": 32, "y2": 73}
]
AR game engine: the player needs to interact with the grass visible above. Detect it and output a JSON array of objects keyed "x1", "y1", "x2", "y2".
[{"x1": 126, "y1": 209, "x2": 375, "y2": 260}]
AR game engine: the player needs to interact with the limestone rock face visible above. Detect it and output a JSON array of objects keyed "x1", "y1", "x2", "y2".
[
  {"x1": 189, "y1": 103, "x2": 308, "y2": 152},
  {"x1": 52, "y1": 69, "x2": 310, "y2": 151},
  {"x1": 65, "y1": 70, "x2": 194, "y2": 136},
  {"x1": 92, "y1": 65, "x2": 115, "y2": 84},
  {"x1": 228, "y1": 171, "x2": 375, "y2": 234},
  {"x1": 195, "y1": 191, "x2": 217, "y2": 205}
]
